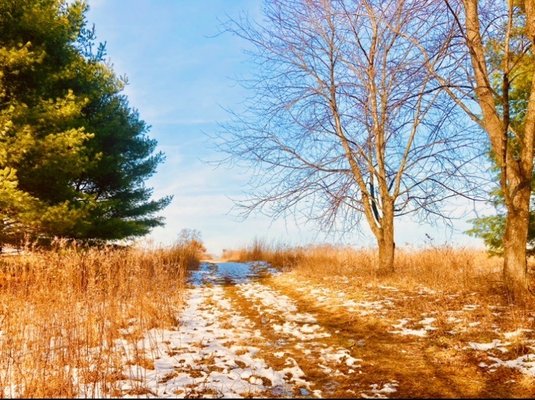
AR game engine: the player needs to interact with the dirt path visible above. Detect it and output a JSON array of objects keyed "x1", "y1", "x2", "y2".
[
  {"x1": 106, "y1": 262, "x2": 535, "y2": 398},
  {"x1": 137, "y1": 262, "x2": 369, "y2": 398}
]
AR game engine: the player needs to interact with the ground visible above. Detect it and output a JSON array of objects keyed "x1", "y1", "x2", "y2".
[{"x1": 88, "y1": 261, "x2": 535, "y2": 398}]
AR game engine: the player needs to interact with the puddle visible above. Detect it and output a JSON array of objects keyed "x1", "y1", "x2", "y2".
[{"x1": 188, "y1": 261, "x2": 277, "y2": 286}]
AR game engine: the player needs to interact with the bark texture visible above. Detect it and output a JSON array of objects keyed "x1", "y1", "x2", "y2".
[
  {"x1": 377, "y1": 221, "x2": 395, "y2": 274},
  {"x1": 463, "y1": 0, "x2": 535, "y2": 300}
]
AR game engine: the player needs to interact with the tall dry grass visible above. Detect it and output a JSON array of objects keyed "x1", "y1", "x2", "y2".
[
  {"x1": 0, "y1": 239, "x2": 201, "y2": 398},
  {"x1": 225, "y1": 240, "x2": 505, "y2": 293}
]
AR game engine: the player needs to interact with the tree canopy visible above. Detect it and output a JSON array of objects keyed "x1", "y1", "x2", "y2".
[
  {"x1": 222, "y1": 0, "x2": 485, "y2": 272},
  {"x1": 0, "y1": 0, "x2": 170, "y2": 246}
]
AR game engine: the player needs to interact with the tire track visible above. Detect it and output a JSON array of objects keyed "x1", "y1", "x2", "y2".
[{"x1": 224, "y1": 280, "x2": 368, "y2": 397}]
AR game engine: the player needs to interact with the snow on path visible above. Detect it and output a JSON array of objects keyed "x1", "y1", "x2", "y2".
[
  {"x1": 97, "y1": 262, "x2": 402, "y2": 399},
  {"x1": 238, "y1": 282, "x2": 329, "y2": 341},
  {"x1": 236, "y1": 281, "x2": 362, "y2": 375},
  {"x1": 283, "y1": 275, "x2": 395, "y2": 317},
  {"x1": 105, "y1": 284, "x2": 316, "y2": 398}
]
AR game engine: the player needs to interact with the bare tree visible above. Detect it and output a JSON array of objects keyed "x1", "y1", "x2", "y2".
[
  {"x1": 412, "y1": 0, "x2": 535, "y2": 300},
  {"x1": 221, "y1": 0, "x2": 485, "y2": 273}
]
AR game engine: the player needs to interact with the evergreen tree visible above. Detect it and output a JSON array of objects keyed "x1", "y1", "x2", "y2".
[
  {"x1": 468, "y1": 186, "x2": 535, "y2": 256},
  {"x1": 0, "y1": 0, "x2": 170, "y2": 246},
  {"x1": 0, "y1": 0, "x2": 93, "y2": 244}
]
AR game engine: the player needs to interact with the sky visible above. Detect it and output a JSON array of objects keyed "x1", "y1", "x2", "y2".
[{"x1": 86, "y1": 0, "x2": 490, "y2": 256}]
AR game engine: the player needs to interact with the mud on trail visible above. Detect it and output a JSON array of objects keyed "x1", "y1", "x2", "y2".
[{"x1": 105, "y1": 262, "x2": 535, "y2": 398}]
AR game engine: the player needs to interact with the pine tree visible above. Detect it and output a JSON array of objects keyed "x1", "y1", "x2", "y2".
[
  {"x1": 0, "y1": 0, "x2": 93, "y2": 245},
  {"x1": 0, "y1": 0, "x2": 170, "y2": 246}
]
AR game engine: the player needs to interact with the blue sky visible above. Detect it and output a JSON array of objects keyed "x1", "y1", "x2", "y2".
[{"x1": 86, "y1": 0, "x2": 488, "y2": 255}]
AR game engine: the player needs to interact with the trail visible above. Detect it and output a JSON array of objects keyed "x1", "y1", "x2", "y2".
[
  {"x1": 105, "y1": 262, "x2": 535, "y2": 399},
  {"x1": 106, "y1": 262, "x2": 372, "y2": 398}
]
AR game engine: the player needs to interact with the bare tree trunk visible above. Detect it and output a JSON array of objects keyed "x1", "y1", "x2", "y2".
[
  {"x1": 526, "y1": 0, "x2": 535, "y2": 41},
  {"x1": 377, "y1": 221, "x2": 395, "y2": 274},
  {"x1": 503, "y1": 181, "x2": 531, "y2": 301},
  {"x1": 461, "y1": 0, "x2": 535, "y2": 301},
  {"x1": 375, "y1": 200, "x2": 395, "y2": 274}
]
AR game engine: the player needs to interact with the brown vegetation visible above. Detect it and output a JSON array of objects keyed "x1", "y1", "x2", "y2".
[
  {"x1": 224, "y1": 240, "x2": 535, "y2": 397},
  {"x1": 0, "y1": 239, "x2": 202, "y2": 398},
  {"x1": 224, "y1": 240, "x2": 532, "y2": 297}
]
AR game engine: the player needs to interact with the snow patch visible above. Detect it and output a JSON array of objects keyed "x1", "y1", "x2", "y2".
[
  {"x1": 361, "y1": 381, "x2": 399, "y2": 398},
  {"x1": 487, "y1": 354, "x2": 535, "y2": 376},
  {"x1": 467, "y1": 339, "x2": 510, "y2": 353},
  {"x1": 390, "y1": 318, "x2": 436, "y2": 337},
  {"x1": 462, "y1": 304, "x2": 479, "y2": 311},
  {"x1": 504, "y1": 329, "x2": 532, "y2": 339}
]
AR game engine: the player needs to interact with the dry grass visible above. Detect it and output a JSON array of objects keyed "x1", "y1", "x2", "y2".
[
  {"x1": 221, "y1": 241, "x2": 535, "y2": 397},
  {"x1": 0, "y1": 238, "x2": 201, "y2": 398},
  {"x1": 224, "y1": 241, "x2": 535, "y2": 334},
  {"x1": 225, "y1": 240, "x2": 506, "y2": 294}
]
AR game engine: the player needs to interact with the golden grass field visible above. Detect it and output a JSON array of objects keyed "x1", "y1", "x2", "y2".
[
  {"x1": 0, "y1": 239, "x2": 202, "y2": 398},
  {"x1": 222, "y1": 241, "x2": 535, "y2": 397},
  {"x1": 2, "y1": 239, "x2": 535, "y2": 397},
  {"x1": 223, "y1": 239, "x2": 516, "y2": 293}
]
